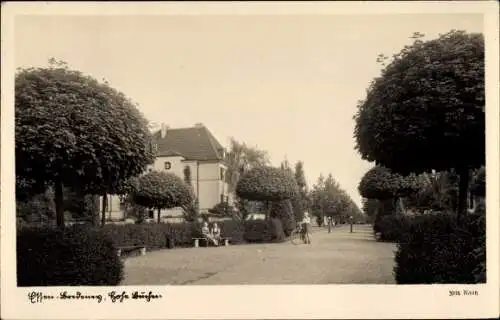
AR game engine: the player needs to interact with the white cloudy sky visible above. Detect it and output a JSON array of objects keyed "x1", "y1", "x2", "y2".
[{"x1": 14, "y1": 13, "x2": 483, "y2": 206}]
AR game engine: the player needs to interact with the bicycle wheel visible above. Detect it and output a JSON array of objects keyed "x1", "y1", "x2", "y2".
[{"x1": 291, "y1": 230, "x2": 301, "y2": 245}]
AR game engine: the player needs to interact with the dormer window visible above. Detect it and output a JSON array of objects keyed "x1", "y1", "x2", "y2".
[{"x1": 164, "y1": 161, "x2": 172, "y2": 170}]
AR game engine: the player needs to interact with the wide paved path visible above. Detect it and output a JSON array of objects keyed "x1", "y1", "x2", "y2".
[{"x1": 121, "y1": 224, "x2": 396, "y2": 285}]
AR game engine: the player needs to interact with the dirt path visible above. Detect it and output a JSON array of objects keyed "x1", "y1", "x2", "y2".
[{"x1": 121, "y1": 224, "x2": 396, "y2": 285}]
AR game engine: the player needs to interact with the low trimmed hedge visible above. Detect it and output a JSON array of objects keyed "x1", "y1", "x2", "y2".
[
  {"x1": 373, "y1": 214, "x2": 411, "y2": 242},
  {"x1": 102, "y1": 220, "x2": 246, "y2": 249},
  {"x1": 394, "y1": 211, "x2": 486, "y2": 284},
  {"x1": 17, "y1": 225, "x2": 123, "y2": 286},
  {"x1": 243, "y1": 220, "x2": 273, "y2": 243}
]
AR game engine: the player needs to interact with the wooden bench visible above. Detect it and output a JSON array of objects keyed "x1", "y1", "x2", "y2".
[
  {"x1": 192, "y1": 237, "x2": 210, "y2": 247},
  {"x1": 117, "y1": 245, "x2": 146, "y2": 257},
  {"x1": 192, "y1": 237, "x2": 231, "y2": 247},
  {"x1": 221, "y1": 237, "x2": 231, "y2": 246}
]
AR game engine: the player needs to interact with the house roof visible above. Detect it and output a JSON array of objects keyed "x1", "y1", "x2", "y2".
[{"x1": 152, "y1": 124, "x2": 225, "y2": 161}]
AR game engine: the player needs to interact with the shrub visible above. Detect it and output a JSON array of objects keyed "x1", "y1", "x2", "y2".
[
  {"x1": 243, "y1": 220, "x2": 273, "y2": 243},
  {"x1": 373, "y1": 214, "x2": 410, "y2": 242},
  {"x1": 16, "y1": 190, "x2": 55, "y2": 226},
  {"x1": 218, "y1": 220, "x2": 245, "y2": 244},
  {"x1": 208, "y1": 202, "x2": 237, "y2": 217},
  {"x1": 270, "y1": 200, "x2": 296, "y2": 237},
  {"x1": 270, "y1": 218, "x2": 286, "y2": 242},
  {"x1": 17, "y1": 225, "x2": 123, "y2": 286},
  {"x1": 471, "y1": 203, "x2": 486, "y2": 283},
  {"x1": 101, "y1": 220, "x2": 246, "y2": 249},
  {"x1": 394, "y1": 212, "x2": 486, "y2": 284}
]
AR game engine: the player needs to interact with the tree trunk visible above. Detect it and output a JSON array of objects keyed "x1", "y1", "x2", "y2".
[
  {"x1": 157, "y1": 208, "x2": 161, "y2": 224},
  {"x1": 399, "y1": 197, "x2": 407, "y2": 215},
  {"x1": 92, "y1": 195, "x2": 100, "y2": 226},
  {"x1": 101, "y1": 192, "x2": 107, "y2": 226},
  {"x1": 457, "y1": 167, "x2": 470, "y2": 225},
  {"x1": 266, "y1": 201, "x2": 271, "y2": 220},
  {"x1": 54, "y1": 180, "x2": 65, "y2": 228},
  {"x1": 392, "y1": 197, "x2": 398, "y2": 215}
]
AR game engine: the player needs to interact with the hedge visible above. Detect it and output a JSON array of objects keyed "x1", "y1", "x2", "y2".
[
  {"x1": 99, "y1": 219, "x2": 288, "y2": 249},
  {"x1": 373, "y1": 214, "x2": 411, "y2": 242},
  {"x1": 17, "y1": 225, "x2": 123, "y2": 286},
  {"x1": 394, "y1": 211, "x2": 486, "y2": 284},
  {"x1": 17, "y1": 218, "x2": 285, "y2": 286},
  {"x1": 243, "y1": 220, "x2": 273, "y2": 243},
  {"x1": 101, "y1": 220, "x2": 246, "y2": 249}
]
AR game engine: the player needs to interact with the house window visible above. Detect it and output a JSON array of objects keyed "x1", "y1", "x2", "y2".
[
  {"x1": 220, "y1": 168, "x2": 225, "y2": 180},
  {"x1": 164, "y1": 161, "x2": 171, "y2": 170},
  {"x1": 119, "y1": 196, "x2": 127, "y2": 211},
  {"x1": 220, "y1": 194, "x2": 225, "y2": 203},
  {"x1": 148, "y1": 210, "x2": 154, "y2": 219},
  {"x1": 150, "y1": 143, "x2": 158, "y2": 153}
]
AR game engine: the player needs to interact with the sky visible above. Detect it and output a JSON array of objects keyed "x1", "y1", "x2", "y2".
[{"x1": 14, "y1": 13, "x2": 483, "y2": 207}]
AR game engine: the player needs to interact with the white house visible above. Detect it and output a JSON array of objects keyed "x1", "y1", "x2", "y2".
[{"x1": 100, "y1": 123, "x2": 232, "y2": 222}]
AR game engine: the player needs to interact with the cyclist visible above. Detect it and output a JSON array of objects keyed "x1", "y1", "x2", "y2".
[{"x1": 301, "y1": 211, "x2": 312, "y2": 244}]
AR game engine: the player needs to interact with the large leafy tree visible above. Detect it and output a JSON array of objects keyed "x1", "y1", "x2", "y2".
[
  {"x1": 293, "y1": 161, "x2": 311, "y2": 221},
  {"x1": 358, "y1": 166, "x2": 421, "y2": 215},
  {"x1": 310, "y1": 174, "x2": 326, "y2": 222},
  {"x1": 15, "y1": 59, "x2": 154, "y2": 228},
  {"x1": 132, "y1": 171, "x2": 192, "y2": 223},
  {"x1": 181, "y1": 165, "x2": 199, "y2": 221},
  {"x1": 225, "y1": 138, "x2": 271, "y2": 193},
  {"x1": 310, "y1": 173, "x2": 360, "y2": 224},
  {"x1": 225, "y1": 138, "x2": 271, "y2": 219},
  {"x1": 235, "y1": 166, "x2": 298, "y2": 219},
  {"x1": 354, "y1": 30, "x2": 485, "y2": 223},
  {"x1": 362, "y1": 198, "x2": 378, "y2": 222}
]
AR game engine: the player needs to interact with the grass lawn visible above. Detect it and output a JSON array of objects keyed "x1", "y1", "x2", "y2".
[{"x1": 121, "y1": 224, "x2": 396, "y2": 285}]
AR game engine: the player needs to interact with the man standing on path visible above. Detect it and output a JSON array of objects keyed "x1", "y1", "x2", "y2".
[{"x1": 302, "y1": 211, "x2": 312, "y2": 244}]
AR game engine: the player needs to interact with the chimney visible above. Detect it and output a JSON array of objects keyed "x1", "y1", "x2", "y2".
[
  {"x1": 160, "y1": 123, "x2": 168, "y2": 138},
  {"x1": 194, "y1": 122, "x2": 204, "y2": 128}
]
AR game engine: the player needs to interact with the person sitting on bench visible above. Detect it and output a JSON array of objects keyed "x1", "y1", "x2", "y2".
[
  {"x1": 201, "y1": 221, "x2": 218, "y2": 246},
  {"x1": 211, "y1": 222, "x2": 222, "y2": 244}
]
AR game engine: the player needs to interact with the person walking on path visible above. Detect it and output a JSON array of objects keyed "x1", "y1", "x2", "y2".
[
  {"x1": 327, "y1": 216, "x2": 332, "y2": 233},
  {"x1": 301, "y1": 211, "x2": 312, "y2": 244}
]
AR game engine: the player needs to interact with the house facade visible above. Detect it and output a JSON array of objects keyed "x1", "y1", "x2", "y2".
[{"x1": 99, "y1": 123, "x2": 232, "y2": 222}]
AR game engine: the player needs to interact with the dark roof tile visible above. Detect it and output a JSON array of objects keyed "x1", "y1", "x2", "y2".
[{"x1": 152, "y1": 125, "x2": 225, "y2": 161}]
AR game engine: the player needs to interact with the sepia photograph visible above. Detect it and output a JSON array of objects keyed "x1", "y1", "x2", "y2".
[{"x1": 1, "y1": 1, "x2": 499, "y2": 319}]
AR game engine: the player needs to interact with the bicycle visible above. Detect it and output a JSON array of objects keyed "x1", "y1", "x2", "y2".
[{"x1": 290, "y1": 224, "x2": 305, "y2": 245}]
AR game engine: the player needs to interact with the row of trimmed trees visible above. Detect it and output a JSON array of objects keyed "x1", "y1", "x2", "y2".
[
  {"x1": 16, "y1": 59, "x2": 363, "y2": 229},
  {"x1": 310, "y1": 174, "x2": 364, "y2": 226},
  {"x1": 353, "y1": 30, "x2": 485, "y2": 224},
  {"x1": 359, "y1": 165, "x2": 486, "y2": 222},
  {"x1": 15, "y1": 59, "x2": 222, "y2": 228},
  {"x1": 234, "y1": 158, "x2": 364, "y2": 228}
]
